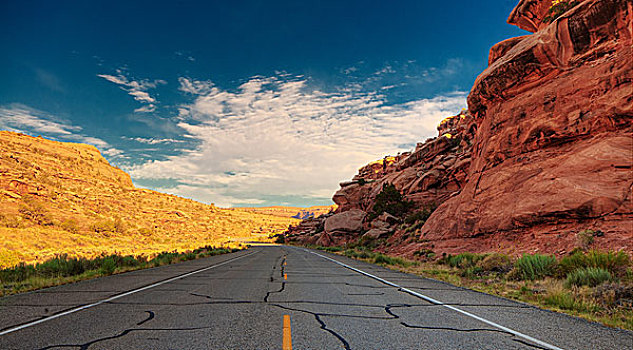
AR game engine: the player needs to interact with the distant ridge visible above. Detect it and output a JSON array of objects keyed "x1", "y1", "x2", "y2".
[
  {"x1": 234, "y1": 205, "x2": 337, "y2": 220},
  {"x1": 0, "y1": 131, "x2": 300, "y2": 267}
]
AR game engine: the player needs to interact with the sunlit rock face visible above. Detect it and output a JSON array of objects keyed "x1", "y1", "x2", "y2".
[
  {"x1": 287, "y1": 0, "x2": 632, "y2": 257},
  {"x1": 422, "y1": 0, "x2": 632, "y2": 254}
]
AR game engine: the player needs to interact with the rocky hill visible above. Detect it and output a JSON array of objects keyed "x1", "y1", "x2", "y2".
[
  {"x1": 284, "y1": 0, "x2": 632, "y2": 257},
  {"x1": 0, "y1": 131, "x2": 300, "y2": 267}
]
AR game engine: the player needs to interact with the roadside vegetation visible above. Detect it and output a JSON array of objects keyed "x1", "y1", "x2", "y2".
[
  {"x1": 307, "y1": 245, "x2": 633, "y2": 331},
  {"x1": 0, "y1": 246, "x2": 243, "y2": 296}
]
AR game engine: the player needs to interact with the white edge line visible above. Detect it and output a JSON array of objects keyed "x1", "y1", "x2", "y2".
[
  {"x1": 0, "y1": 250, "x2": 258, "y2": 336},
  {"x1": 304, "y1": 248, "x2": 565, "y2": 350}
]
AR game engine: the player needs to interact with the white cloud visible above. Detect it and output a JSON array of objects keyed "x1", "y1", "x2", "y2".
[
  {"x1": 97, "y1": 71, "x2": 165, "y2": 112},
  {"x1": 127, "y1": 75, "x2": 467, "y2": 207},
  {"x1": 0, "y1": 103, "x2": 124, "y2": 159},
  {"x1": 0, "y1": 104, "x2": 80, "y2": 135},
  {"x1": 134, "y1": 104, "x2": 156, "y2": 113},
  {"x1": 178, "y1": 77, "x2": 215, "y2": 95},
  {"x1": 127, "y1": 137, "x2": 185, "y2": 144}
]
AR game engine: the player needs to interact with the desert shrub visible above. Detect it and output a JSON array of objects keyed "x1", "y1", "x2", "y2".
[
  {"x1": 444, "y1": 253, "x2": 486, "y2": 269},
  {"x1": 150, "y1": 251, "x2": 179, "y2": 266},
  {"x1": 60, "y1": 219, "x2": 79, "y2": 233},
  {"x1": 18, "y1": 200, "x2": 53, "y2": 226},
  {"x1": 117, "y1": 255, "x2": 144, "y2": 268},
  {"x1": 322, "y1": 246, "x2": 343, "y2": 252},
  {"x1": 0, "y1": 263, "x2": 36, "y2": 283},
  {"x1": 99, "y1": 257, "x2": 117, "y2": 275},
  {"x1": 576, "y1": 229, "x2": 595, "y2": 250},
  {"x1": 90, "y1": 218, "x2": 126, "y2": 234},
  {"x1": 593, "y1": 282, "x2": 633, "y2": 308},
  {"x1": 90, "y1": 220, "x2": 116, "y2": 233},
  {"x1": 369, "y1": 183, "x2": 414, "y2": 221},
  {"x1": 565, "y1": 267, "x2": 612, "y2": 288},
  {"x1": 461, "y1": 266, "x2": 485, "y2": 278},
  {"x1": 404, "y1": 204, "x2": 436, "y2": 225},
  {"x1": 36, "y1": 254, "x2": 85, "y2": 277},
  {"x1": 413, "y1": 249, "x2": 436, "y2": 260},
  {"x1": 344, "y1": 249, "x2": 366, "y2": 259},
  {"x1": 543, "y1": 0, "x2": 580, "y2": 23},
  {"x1": 477, "y1": 253, "x2": 514, "y2": 274},
  {"x1": 514, "y1": 254, "x2": 557, "y2": 280},
  {"x1": 373, "y1": 253, "x2": 410, "y2": 267},
  {"x1": 543, "y1": 290, "x2": 582, "y2": 311},
  {"x1": 181, "y1": 252, "x2": 197, "y2": 261},
  {"x1": 559, "y1": 250, "x2": 631, "y2": 277}
]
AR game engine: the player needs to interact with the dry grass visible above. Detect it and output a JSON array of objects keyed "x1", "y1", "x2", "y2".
[{"x1": 0, "y1": 131, "x2": 300, "y2": 267}]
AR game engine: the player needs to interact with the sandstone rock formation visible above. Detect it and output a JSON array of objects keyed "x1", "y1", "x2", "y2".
[
  {"x1": 423, "y1": 0, "x2": 632, "y2": 254},
  {"x1": 285, "y1": 0, "x2": 632, "y2": 257}
]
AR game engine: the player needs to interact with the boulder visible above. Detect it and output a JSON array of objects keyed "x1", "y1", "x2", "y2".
[
  {"x1": 363, "y1": 228, "x2": 391, "y2": 240},
  {"x1": 324, "y1": 209, "x2": 366, "y2": 234}
]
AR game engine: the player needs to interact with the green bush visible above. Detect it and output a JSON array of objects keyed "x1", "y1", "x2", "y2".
[
  {"x1": 444, "y1": 253, "x2": 486, "y2": 269},
  {"x1": 0, "y1": 263, "x2": 36, "y2": 283},
  {"x1": 544, "y1": 291, "x2": 580, "y2": 311},
  {"x1": 404, "y1": 204, "x2": 436, "y2": 225},
  {"x1": 461, "y1": 266, "x2": 484, "y2": 278},
  {"x1": 413, "y1": 249, "x2": 436, "y2": 260},
  {"x1": 373, "y1": 253, "x2": 411, "y2": 267},
  {"x1": 36, "y1": 254, "x2": 85, "y2": 277},
  {"x1": 369, "y1": 183, "x2": 414, "y2": 221},
  {"x1": 565, "y1": 267, "x2": 612, "y2": 288},
  {"x1": 559, "y1": 250, "x2": 631, "y2": 277},
  {"x1": 99, "y1": 257, "x2": 117, "y2": 275},
  {"x1": 514, "y1": 254, "x2": 557, "y2": 280},
  {"x1": 181, "y1": 252, "x2": 197, "y2": 261},
  {"x1": 322, "y1": 246, "x2": 343, "y2": 252}
]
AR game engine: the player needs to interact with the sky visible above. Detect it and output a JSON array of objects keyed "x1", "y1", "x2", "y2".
[{"x1": 0, "y1": 0, "x2": 527, "y2": 207}]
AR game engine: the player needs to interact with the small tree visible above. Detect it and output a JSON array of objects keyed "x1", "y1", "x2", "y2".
[{"x1": 369, "y1": 183, "x2": 413, "y2": 221}]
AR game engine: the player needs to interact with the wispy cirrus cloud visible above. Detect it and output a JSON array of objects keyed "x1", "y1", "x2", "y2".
[
  {"x1": 97, "y1": 69, "x2": 166, "y2": 113},
  {"x1": 0, "y1": 103, "x2": 124, "y2": 158},
  {"x1": 127, "y1": 74, "x2": 466, "y2": 207}
]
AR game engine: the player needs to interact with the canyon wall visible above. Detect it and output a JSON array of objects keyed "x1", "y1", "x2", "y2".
[{"x1": 286, "y1": 0, "x2": 632, "y2": 256}]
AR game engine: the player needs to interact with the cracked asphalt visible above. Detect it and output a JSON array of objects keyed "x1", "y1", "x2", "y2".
[{"x1": 0, "y1": 246, "x2": 631, "y2": 349}]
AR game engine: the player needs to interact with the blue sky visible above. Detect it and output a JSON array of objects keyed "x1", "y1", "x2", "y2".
[{"x1": 0, "y1": 0, "x2": 526, "y2": 207}]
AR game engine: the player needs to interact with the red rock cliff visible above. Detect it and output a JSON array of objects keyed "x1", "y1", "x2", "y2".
[
  {"x1": 287, "y1": 0, "x2": 632, "y2": 256},
  {"x1": 422, "y1": 0, "x2": 632, "y2": 255}
]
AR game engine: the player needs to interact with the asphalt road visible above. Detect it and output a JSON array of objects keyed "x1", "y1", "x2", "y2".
[{"x1": 0, "y1": 246, "x2": 631, "y2": 349}]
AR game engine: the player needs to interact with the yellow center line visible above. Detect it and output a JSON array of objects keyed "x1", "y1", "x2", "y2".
[{"x1": 282, "y1": 314, "x2": 292, "y2": 350}]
